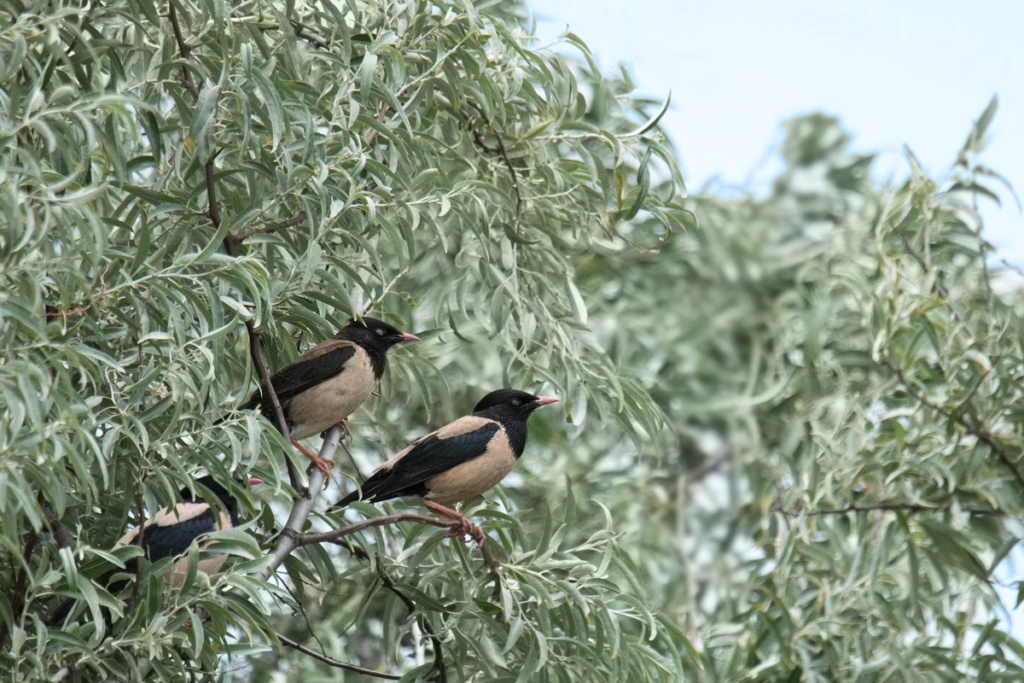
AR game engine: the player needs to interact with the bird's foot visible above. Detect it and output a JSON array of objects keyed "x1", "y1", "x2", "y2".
[
  {"x1": 329, "y1": 418, "x2": 352, "y2": 440},
  {"x1": 422, "y1": 500, "x2": 486, "y2": 550},
  {"x1": 291, "y1": 439, "x2": 334, "y2": 488}
]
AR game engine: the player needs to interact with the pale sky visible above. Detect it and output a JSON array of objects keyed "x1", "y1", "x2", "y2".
[
  {"x1": 532, "y1": 0, "x2": 1024, "y2": 262},
  {"x1": 530, "y1": 0, "x2": 1024, "y2": 640}
]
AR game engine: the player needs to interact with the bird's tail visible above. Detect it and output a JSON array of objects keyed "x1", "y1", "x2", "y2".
[{"x1": 333, "y1": 490, "x2": 360, "y2": 509}]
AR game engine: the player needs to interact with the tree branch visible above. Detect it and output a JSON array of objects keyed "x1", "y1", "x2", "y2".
[
  {"x1": 39, "y1": 498, "x2": 75, "y2": 550},
  {"x1": 168, "y1": 2, "x2": 303, "y2": 492},
  {"x1": 234, "y1": 211, "x2": 307, "y2": 242},
  {"x1": 296, "y1": 513, "x2": 458, "y2": 547},
  {"x1": 259, "y1": 427, "x2": 343, "y2": 580},
  {"x1": 891, "y1": 224, "x2": 961, "y2": 322},
  {"x1": 879, "y1": 354, "x2": 1024, "y2": 491},
  {"x1": 465, "y1": 98, "x2": 522, "y2": 223},
  {"x1": 276, "y1": 631, "x2": 400, "y2": 679},
  {"x1": 0, "y1": 529, "x2": 38, "y2": 648},
  {"x1": 167, "y1": 3, "x2": 199, "y2": 100},
  {"x1": 774, "y1": 501, "x2": 1008, "y2": 517},
  {"x1": 430, "y1": 634, "x2": 448, "y2": 683}
]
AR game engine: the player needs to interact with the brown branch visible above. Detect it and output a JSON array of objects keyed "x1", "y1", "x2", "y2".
[
  {"x1": 39, "y1": 498, "x2": 75, "y2": 550},
  {"x1": 465, "y1": 98, "x2": 522, "y2": 222},
  {"x1": 167, "y1": 3, "x2": 199, "y2": 100},
  {"x1": 168, "y1": 5, "x2": 302, "y2": 491},
  {"x1": 774, "y1": 501, "x2": 1008, "y2": 517},
  {"x1": 45, "y1": 278, "x2": 108, "y2": 321},
  {"x1": 128, "y1": 486, "x2": 145, "y2": 611},
  {"x1": 234, "y1": 211, "x2": 307, "y2": 242},
  {"x1": 364, "y1": 102, "x2": 390, "y2": 147},
  {"x1": 891, "y1": 225, "x2": 961, "y2": 322},
  {"x1": 276, "y1": 631, "x2": 400, "y2": 679},
  {"x1": 296, "y1": 514, "x2": 458, "y2": 547},
  {"x1": 879, "y1": 354, "x2": 1024, "y2": 490},
  {"x1": 0, "y1": 529, "x2": 38, "y2": 648},
  {"x1": 430, "y1": 634, "x2": 448, "y2": 683}
]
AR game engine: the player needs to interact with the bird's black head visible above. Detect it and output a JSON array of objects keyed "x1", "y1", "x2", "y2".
[
  {"x1": 338, "y1": 317, "x2": 420, "y2": 378},
  {"x1": 472, "y1": 389, "x2": 559, "y2": 421},
  {"x1": 471, "y1": 389, "x2": 558, "y2": 457}
]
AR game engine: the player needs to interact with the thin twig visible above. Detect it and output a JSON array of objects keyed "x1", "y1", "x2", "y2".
[
  {"x1": 468, "y1": 97, "x2": 524, "y2": 222},
  {"x1": 465, "y1": 98, "x2": 522, "y2": 223},
  {"x1": 891, "y1": 224, "x2": 961, "y2": 322},
  {"x1": 364, "y1": 102, "x2": 390, "y2": 147},
  {"x1": 879, "y1": 354, "x2": 1024, "y2": 490},
  {"x1": 296, "y1": 513, "x2": 458, "y2": 547},
  {"x1": 167, "y1": 3, "x2": 199, "y2": 99},
  {"x1": 774, "y1": 501, "x2": 1007, "y2": 517},
  {"x1": 234, "y1": 211, "x2": 307, "y2": 242},
  {"x1": 169, "y1": 6, "x2": 303, "y2": 492},
  {"x1": 128, "y1": 486, "x2": 145, "y2": 611},
  {"x1": 276, "y1": 632, "x2": 401, "y2": 679}
]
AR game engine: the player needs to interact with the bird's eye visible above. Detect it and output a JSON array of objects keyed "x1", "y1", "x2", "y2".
[
  {"x1": 511, "y1": 398, "x2": 521, "y2": 406},
  {"x1": 375, "y1": 327, "x2": 385, "y2": 336}
]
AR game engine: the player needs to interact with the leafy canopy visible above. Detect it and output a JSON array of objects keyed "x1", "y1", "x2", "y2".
[{"x1": 3, "y1": 0, "x2": 1024, "y2": 681}]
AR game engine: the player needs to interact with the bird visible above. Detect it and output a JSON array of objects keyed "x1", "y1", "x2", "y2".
[
  {"x1": 334, "y1": 389, "x2": 558, "y2": 547},
  {"x1": 47, "y1": 475, "x2": 260, "y2": 625},
  {"x1": 237, "y1": 316, "x2": 420, "y2": 484}
]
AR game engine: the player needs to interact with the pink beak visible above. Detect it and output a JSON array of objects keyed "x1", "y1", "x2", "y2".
[
  {"x1": 399, "y1": 333, "x2": 421, "y2": 343},
  {"x1": 248, "y1": 477, "x2": 263, "y2": 486},
  {"x1": 534, "y1": 396, "x2": 559, "y2": 406}
]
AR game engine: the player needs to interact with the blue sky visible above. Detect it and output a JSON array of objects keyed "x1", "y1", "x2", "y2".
[
  {"x1": 531, "y1": 0, "x2": 1024, "y2": 262},
  {"x1": 529, "y1": 0, "x2": 1024, "y2": 639}
]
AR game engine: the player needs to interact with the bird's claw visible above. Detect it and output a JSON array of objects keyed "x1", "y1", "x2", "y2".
[
  {"x1": 305, "y1": 457, "x2": 335, "y2": 487},
  {"x1": 446, "y1": 516, "x2": 486, "y2": 550},
  {"x1": 292, "y1": 438, "x2": 333, "y2": 488}
]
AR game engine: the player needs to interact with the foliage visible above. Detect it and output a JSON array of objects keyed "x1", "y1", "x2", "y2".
[
  {"x1": 3, "y1": 0, "x2": 1024, "y2": 681},
  {"x1": 1, "y1": 0, "x2": 686, "y2": 680}
]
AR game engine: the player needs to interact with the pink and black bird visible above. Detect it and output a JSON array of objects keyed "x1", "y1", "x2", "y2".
[
  {"x1": 334, "y1": 389, "x2": 558, "y2": 546},
  {"x1": 47, "y1": 475, "x2": 259, "y2": 625},
  {"x1": 238, "y1": 317, "x2": 419, "y2": 482}
]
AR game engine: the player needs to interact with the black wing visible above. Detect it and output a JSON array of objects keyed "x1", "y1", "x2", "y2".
[
  {"x1": 339, "y1": 422, "x2": 501, "y2": 505},
  {"x1": 240, "y1": 344, "x2": 357, "y2": 411},
  {"x1": 139, "y1": 508, "x2": 218, "y2": 562}
]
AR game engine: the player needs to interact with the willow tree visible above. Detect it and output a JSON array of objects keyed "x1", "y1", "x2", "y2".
[
  {"x1": 573, "y1": 103, "x2": 1024, "y2": 681},
  {"x1": 1, "y1": 0, "x2": 690, "y2": 681}
]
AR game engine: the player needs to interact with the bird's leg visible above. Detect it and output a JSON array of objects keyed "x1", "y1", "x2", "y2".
[
  {"x1": 291, "y1": 439, "x2": 334, "y2": 487},
  {"x1": 421, "y1": 499, "x2": 486, "y2": 549},
  {"x1": 332, "y1": 417, "x2": 352, "y2": 439}
]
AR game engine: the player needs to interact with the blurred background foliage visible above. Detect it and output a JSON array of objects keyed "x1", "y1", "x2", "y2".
[{"x1": 2, "y1": 0, "x2": 1024, "y2": 681}]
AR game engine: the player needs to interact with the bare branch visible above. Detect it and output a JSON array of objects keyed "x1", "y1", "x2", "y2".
[
  {"x1": 774, "y1": 501, "x2": 1008, "y2": 517},
  {"x1": 296, "y1": 513, "x2": 458, "y2": 547},
  {"x1": 259, "y1": 427, "x2": 343, "y2": 580},
  {"x1": 276, "y1": 632, "x2": 400, "y2": 679}
]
